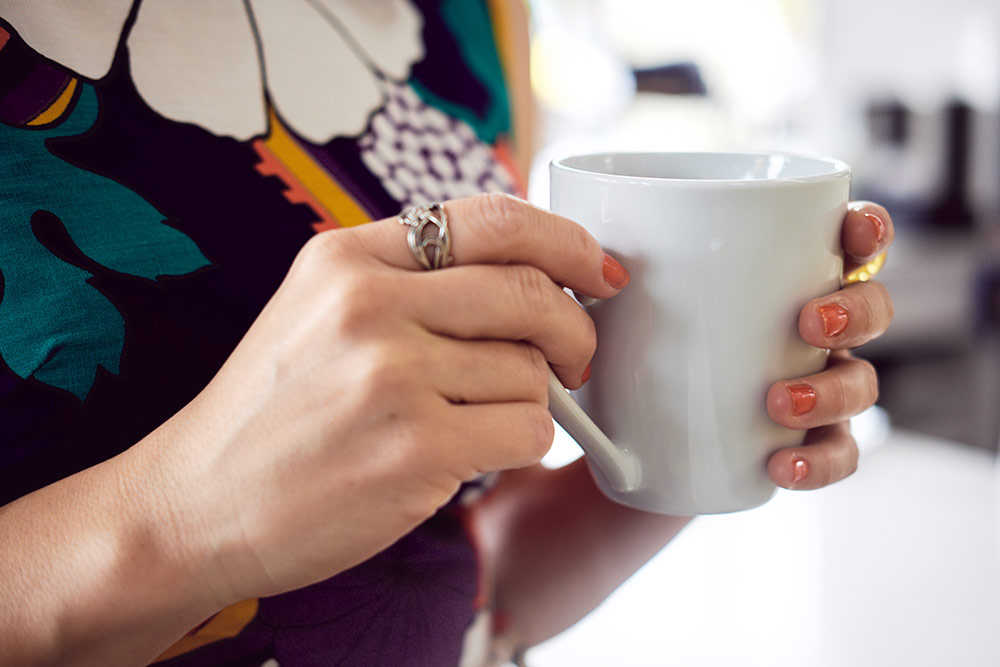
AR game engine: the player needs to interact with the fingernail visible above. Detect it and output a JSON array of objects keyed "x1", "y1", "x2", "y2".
[
  {"x1": 791, "y1": 458, "x2": 809, "y2": 485},
  {"x1": 602, "y1": 253, "x2": 630, "y2": 289},
  {"x1": 818, "y1": 303, "x2": 849, "y2": 337},
  {"x1": 786, "y1": 384, "x2": 817, "y2": 416},
  {"x1": 865, "y1": 212, "x2": 886, "y2": 245},
  {"x1": 581, "y1": 362, "x2": 592, "y2": 384}
]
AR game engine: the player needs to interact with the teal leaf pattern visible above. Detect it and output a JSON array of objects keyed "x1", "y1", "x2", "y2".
[
  {"x1": 410, "y1": 0, "x2": 511, "y2": 144},
  {"x1": 0, "y1": 84, "x2": 210, "y2": 399}
]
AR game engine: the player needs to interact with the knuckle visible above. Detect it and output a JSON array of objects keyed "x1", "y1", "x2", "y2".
[
  {"x1": 356, "y1": 342, "x2": 425, "y2": 404},
  {"x1": 580, "y1": 315, "x2": 598, "y2": 360},
  {"x1": 330, "y1": 272, "x2": 396, "y2": 335},
  {"x1": 874, "y1": 280, "x2": 894, "y2": 323},
  {"x1": 332, "y1": 287, "x2": 376, "y2": 334},
  {"x1": 301, "y1": 228, "x2": 347, "y2": 265},
  {"x1": 852, "y1": 280, "x2": 892, "y2": 336},
  {"x1": 287, "y1": 232, "x2": 335, "y2": 282},
  {"x1": 854, "y1": 290, "x2": 877, "y2": 333},
  {"x1": 475, "y1": 192, "x2": 527, "y2": 241},
  {"x1": 509, "y1": 264, "x2": 553, "y2": 310},
  {"x1": 830, "y1": 370, "x2": 851, "y2": 417},
  {"x1": 298, "y1": 228, "x2": 330, "y2": 256},
  {"x1": 845, "y1": 438, "x2": 860, "y2": 477},
  {"x1": 522, "y1": 405, "x2": 555, "y2": 461},
  {"x1": 819, "y1": 448, "x2": 840, "y2": 487},
  {"x1": 829, "y1": 435, "x2": 860, "y2": 485},
  {"x1": 566, "y1": 220, "x2": 599, "y2": 265},
  {"x1": 858, "y1": 358, "x2": 880, "y2": 405},
  {"x1": 826, "y1": 429, "x2": 859, "y2": 485},
  {"x1": 354, "y1": 345, "x2": 396, "y2": 402},
  {"x1": 523, "y1": 344, "x2": 550, "y2": 397}
]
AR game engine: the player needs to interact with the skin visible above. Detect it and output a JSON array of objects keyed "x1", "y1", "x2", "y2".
[
  {"x1": 0, "y1": 193, "x2": 894, "y2": 664},
  {"x1": 479, "y1": 8, "x2": 896, "y2": 645},
  {"x1": 0, "y1": 3, "x2": 895, "y2": 661},
  {"x1": 476, "y1": 200, "x2": 895, "y2": 648}
]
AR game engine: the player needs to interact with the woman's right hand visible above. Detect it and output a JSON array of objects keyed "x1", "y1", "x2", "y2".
[{"x1": 131, "y1": 193, "x2": 627, "y2": 607}]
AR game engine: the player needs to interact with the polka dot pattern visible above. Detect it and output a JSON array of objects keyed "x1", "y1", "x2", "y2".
[{"x1": 359, "y1": 80, "x2": 514, "y2": 208}]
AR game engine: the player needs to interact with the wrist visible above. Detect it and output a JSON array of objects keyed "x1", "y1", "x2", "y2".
[
  {"x1": 0, "y1": 439, "x2": 225, "y2": 665},
  {"x1": 119, "y1": 417, "x2": 245, "y2": 614}
]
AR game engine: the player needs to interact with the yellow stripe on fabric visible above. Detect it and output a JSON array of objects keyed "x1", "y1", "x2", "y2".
[
  {"x1": 153, "y1": 598, "x2": 260, "y2": 663},
  {"x1": 485, "y1": 0, "x2": 533, "y2": 180},
  {"x1": 263, "y1": 109, "x2": 372, "y2": 228},
  {"x1": 487, "y1": 0, "x2": 517, "y2": 80},
  {"x1": 27, "y1": 78, "x2": 79, "y2": 126}
]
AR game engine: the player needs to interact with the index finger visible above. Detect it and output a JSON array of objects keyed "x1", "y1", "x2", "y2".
[{"x1": 350, "y1": 193, "x2": 629, "y2": 299}]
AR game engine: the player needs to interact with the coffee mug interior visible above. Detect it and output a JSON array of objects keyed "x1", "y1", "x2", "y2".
[{"x1": 554, "y1": 152, "x2": 848, "y2": 183}]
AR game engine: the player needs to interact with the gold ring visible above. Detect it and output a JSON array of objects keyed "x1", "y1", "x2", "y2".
[{"x1": 845, "y1": 250, "x2": 887, "y2": 284}]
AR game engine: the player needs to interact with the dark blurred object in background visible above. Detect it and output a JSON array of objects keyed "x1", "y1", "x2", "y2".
[
  {"x1": 924, "y1": 98, "x2": 976, "y2": 230},
  {"x1": 858, "y1": 92, "x2": 1000, "y2": 450},
  {"x1": 867, "y1": 98, "x2": 909, "y2": 146},
  {"x1": 632, "y1": 62, "x2": 707, "y2": 96},
  {"x1": 861, "y1": 97, "x2": 982, "y2": 231}
]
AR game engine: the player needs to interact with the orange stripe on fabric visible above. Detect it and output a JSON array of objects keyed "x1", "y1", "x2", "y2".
[
  {"x1": 252, "y1": 137, "x2": 341, "y2": 232},
  {"x1": 0, "y1": 25, "x2": 10, "y2": 50},
  {"x1": 263, "y1": 109, "x2": 372, "y2": 230},
  {"x1": 27, "y1": 77, "x2": 78, "y2": 126},
  {"x1": 153, "y1": 598, "x2": 259, "y2": 663},
  {"x1": 492, "y1": 139, "x2": 526, "y2": 198}
]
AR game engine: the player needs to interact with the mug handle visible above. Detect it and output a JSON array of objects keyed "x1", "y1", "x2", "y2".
[{"x1": 547, "y1": 369, "x2": 641, "y2": 493}]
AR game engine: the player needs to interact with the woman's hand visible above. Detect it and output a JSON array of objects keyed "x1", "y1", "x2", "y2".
[
  {"x1": 764, "y1": 201, "x2": 895, "y2": 489},
  {"x1": 133, "y1": 194, "x2": 618, "y2": 608}
]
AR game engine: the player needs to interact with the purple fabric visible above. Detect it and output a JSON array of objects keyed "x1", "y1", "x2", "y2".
[
  {"x1": 409, "y1": 0, "x2": 489, "y2": 117},
  {"x1": 155, "y1": 512, "x2": 478, "y2": 667},
  {"x1": 0, "y1": 30, "x2": 71, "y2": 124},
  {"x1": 0, "y1": 63, "x2": 69, "y2": 124}
]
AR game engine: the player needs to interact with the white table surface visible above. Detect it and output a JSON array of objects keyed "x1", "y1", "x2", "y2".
[{"x1": 528, "y1": 424, "x2": 1000, "y2": 666}]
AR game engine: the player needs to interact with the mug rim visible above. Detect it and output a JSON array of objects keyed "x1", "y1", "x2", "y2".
[{"x1": 550, "y1": 151, "x2": 851, "y2": 186}]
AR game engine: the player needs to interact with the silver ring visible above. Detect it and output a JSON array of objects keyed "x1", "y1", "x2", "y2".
[{"x1": 398, "y1": 202, "x2": 453, "y2": 270}]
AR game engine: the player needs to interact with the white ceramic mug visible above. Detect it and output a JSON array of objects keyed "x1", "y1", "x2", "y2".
[{"x1": 548, "y1": 152, "x2": 850, "y2": 515}]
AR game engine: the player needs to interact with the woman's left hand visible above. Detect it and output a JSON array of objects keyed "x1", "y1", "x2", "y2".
[{"x1": 765, "y1": 201, "x2": 894, "y2": 490}]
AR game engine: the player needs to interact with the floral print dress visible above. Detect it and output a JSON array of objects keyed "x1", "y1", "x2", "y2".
[{"x1": 0, "y1": 1, "x2": 523, "y2": 665}]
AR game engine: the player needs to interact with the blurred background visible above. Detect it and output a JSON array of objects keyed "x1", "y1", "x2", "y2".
[
  {"x1": 522, "y1": 0, "x2": 1000, "y2": 665},
  {"x1": 527, "y1": 0, "x2": 1000, "y2": 451}
]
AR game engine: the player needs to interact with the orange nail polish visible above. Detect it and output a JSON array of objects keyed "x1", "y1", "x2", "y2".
[
  {"x1": 818, "y1": 303, "x2": 849, "y2": 337},
  {"x1": 865, "y1": 212, "x2": 886, "y2": 244},
  {"x1": 581, "y1": 362, "x2": 592, "y2": 384},
  {"x1": 602, "y1": 253, "x2": 630, "y2": 289},
  {"x1": 787, "y1": 384, "x2": 817, "y2": 416},
  {"x1": 791, "y1": 458, "x2": 809, "y2": 485}
]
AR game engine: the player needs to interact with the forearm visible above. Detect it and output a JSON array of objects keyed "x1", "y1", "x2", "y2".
[
  {"x1": 0, "y1": 431, "x2": 222, "y2": 666},
  {"x1": 475, "y1": 458, "x2": 692, "y2": 648}
]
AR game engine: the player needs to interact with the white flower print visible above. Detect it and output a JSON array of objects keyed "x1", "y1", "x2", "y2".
[{"x1": 0, "y1": 0, "x2": 425, "y2": 143}]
